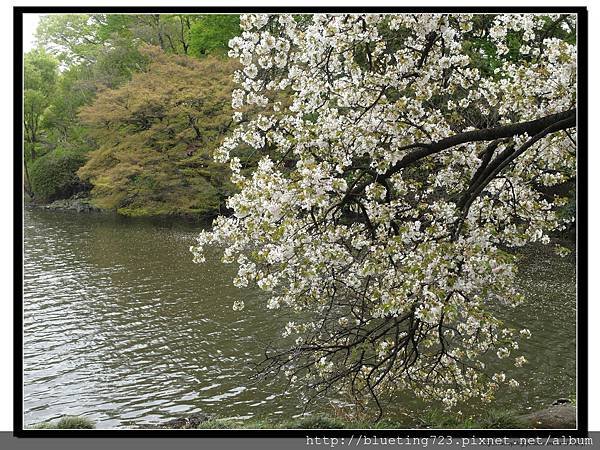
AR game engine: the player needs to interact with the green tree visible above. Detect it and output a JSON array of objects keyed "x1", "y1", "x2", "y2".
[
  {"x1": 189, "y1": 15, "x2": 240, "y2": 56},
  {"x1": 27, "y1": 14, "x2": 243, "y2": 204},
  {"x1": 78, "y1": 46, "x2": 238, "y2": 217},
  {"x1": 23, "y1": 49, "x2": 59, "y2": 194},
  {"x1": 128, "y1": 14, "x2": 198, "y2": 55},
  {"x1": 36, "y1": 14, "x2": 148, "y2": 84},
  {"x1": 93, "y1": 14, "x2": 204, "y2": 56},
  {"x1": 35, "y1": 14, "x2": 102, "y2": 65}
]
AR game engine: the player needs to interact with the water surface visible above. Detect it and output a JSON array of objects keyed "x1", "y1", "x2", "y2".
[{"x1": 23, "y1": 207, "x2": 577, "y2": 427}]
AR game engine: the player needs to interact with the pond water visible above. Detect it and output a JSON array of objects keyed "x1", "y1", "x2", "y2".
[{"x1": 22, "y1": 207, "x2": 577, "y2": 428}]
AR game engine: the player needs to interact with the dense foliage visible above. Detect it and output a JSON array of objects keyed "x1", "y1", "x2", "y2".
[
  {"x1": 189, "y1": 15, "x2": 241, "y2": 56},
  {"x1": 25, "y1": 14, "x2": 241, "y2": 213},
  {"x1": 29, "y1": 149, "x2": 87, "y2": 202},
  {"x1": 191, "y1": 13, "x2": 577, "y2": 417},
  {"x1": 77, "y1": 46, "x2": 237, "y2": 217},
  {"x1": 23, "y1": 49, "x2": 59, "y2": 193}
]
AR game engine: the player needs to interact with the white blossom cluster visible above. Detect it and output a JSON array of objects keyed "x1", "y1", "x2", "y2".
[{"x1": 191, "y1": 13, "x2": 576, "y2": 412}]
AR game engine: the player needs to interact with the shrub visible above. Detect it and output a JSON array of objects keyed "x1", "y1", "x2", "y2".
[
  {"x1": 31, "y1": 416, "x2": 95, "y2": 429},
  {"x1": 282, "y1": 415, "x2": 347, "y2": 429},
  {"x1": 29, "y1": 149, "x2": 87, "y2": 202},
  {"x1": 195, "y1": 419, "x2": 241, "y2": 429}
]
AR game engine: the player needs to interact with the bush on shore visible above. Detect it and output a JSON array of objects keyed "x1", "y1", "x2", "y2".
[
  {"x1": 29, "y1": 149, "x2": 88, "y2": 202},
  {"x1": 31, "y1": 416, "x2": 95, "y2": 429}
]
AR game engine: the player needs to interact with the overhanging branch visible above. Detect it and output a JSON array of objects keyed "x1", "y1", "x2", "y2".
[{"x1": 386, "y1": 108, "x2": 576, "y2": 176}]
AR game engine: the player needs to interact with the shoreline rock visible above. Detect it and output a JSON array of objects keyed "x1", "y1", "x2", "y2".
[
  {"x1": 29, "y1": 192, "x2": 104, "y2": 214},
  {"x1": 519, "y1": 401, "x2": 576, "y2": 429},
  {"x1": 155, "y1": 413, "x2": 213, "y2": 429}
]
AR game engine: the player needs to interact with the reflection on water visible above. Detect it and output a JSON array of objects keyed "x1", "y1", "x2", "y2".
[
  {"x1": 23, "y1": 208, "x2": 576, "y2": 428},
  {"x1": 494, "y1": 243, "x2": 577, "y2": 413},
  {"x1": 23, "y1": 208, "x2": 293, "y2": 428}
]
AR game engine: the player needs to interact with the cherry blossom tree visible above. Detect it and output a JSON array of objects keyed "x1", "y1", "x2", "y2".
[{"x1": 191, "y1": 13, "x2": 577, "y2": 417}]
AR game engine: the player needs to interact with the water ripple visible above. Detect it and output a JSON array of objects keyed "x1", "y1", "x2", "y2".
[{"x1": 23, "y1": 208, "x2": 576, "y2": 428}]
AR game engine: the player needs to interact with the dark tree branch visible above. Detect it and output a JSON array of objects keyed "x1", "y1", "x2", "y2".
[
  {"x1": 385, "y1": 108, "x2": 576, "y2": 177},
  {"x1": 452, "y1": 114, "x2": 576, "y2": 239}
]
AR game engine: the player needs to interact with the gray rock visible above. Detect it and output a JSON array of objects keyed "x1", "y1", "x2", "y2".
[
  {"x1": 520, "y1": 404, "x2": 576, "y2": 429},
  {"x1": 43, "y1": 196, "x2": 101, "y2": 213},
  {"x1": 159, "y1": 413, "x2": 212, "y2": 429},
  {"x1": 162, "y1": 417, "x2": 187, "y2": 429}
]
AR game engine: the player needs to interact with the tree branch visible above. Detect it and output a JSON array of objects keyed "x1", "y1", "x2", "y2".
[{"x1": 385, "y1": 108, "x2": 576, "y2": 177}]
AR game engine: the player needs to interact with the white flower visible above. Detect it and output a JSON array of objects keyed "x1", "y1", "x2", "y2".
[
  {"x1": 514, "y1": 356, "x2": 527, "y2": 367},
  {"x1": 519, "y1": 328, "x2": 532, "y2": 339},
  {"x1": 231, "y1": 89, "x2": 244, "y2": 109},
  {"x1": 497, "y1": 347, "x2": 510, "y2": 359},
  {"x1": 232, "y1": 300, "x2": 245, "y2": 311},
  {"x1": 267, "y1": 297, "x2": 280, "y2": 309},
  {"x1": 492, "y1": 372, "x2": 506, "y2": 383}
]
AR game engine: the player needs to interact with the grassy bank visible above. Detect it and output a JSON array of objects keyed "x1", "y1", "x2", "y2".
[
  {"x1": 28, "y1": 410, "x2": 527, "y2": 430},
  {"x1": 193, "y1": 410, "x2": 527, "y2": 430},
  {"x1": 31, "y1": 416, "x2": 95, "y2": 429}
]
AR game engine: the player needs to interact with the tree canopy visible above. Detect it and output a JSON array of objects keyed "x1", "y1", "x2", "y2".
[
  {"x1": 23, "y1": 48, "x2": 60, "y2": 195},
  {"x1": 190, "y1": 13, "x2": 577, "y2": 417},
  {"x1": 24, "y1": 48, "x2": 59, "y2": 158},
  {"x1": 189, "y1": 15, "x2": 241, "y2": 56},
  {"x1": 25, "y1": 13, "x2": 242, "y2": 211},
  {"x1": 78, "y1": 46, "x2": 237, "y2": 217}
]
